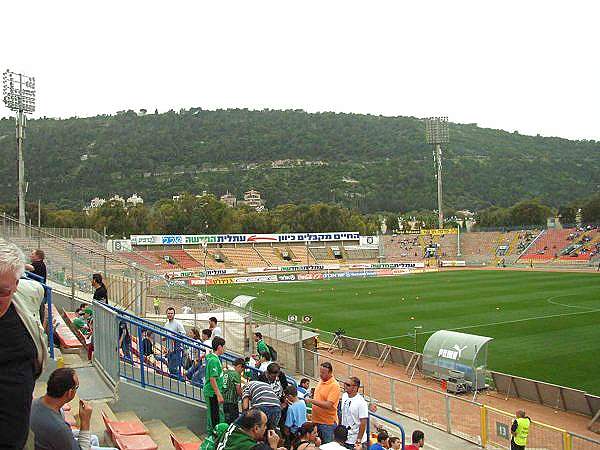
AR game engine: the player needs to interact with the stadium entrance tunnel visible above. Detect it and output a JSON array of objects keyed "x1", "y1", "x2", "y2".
[{"x1": 422, "y1": 330, "x2": 493, "y2": 392}]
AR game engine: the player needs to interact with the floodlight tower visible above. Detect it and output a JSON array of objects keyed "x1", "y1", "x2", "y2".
[
  {"x1": 3, "y1": 70, "x2": 36, "y2": 225},
  {"x1": 425, "y1": 117, "x2": 449, "y2": 229}
]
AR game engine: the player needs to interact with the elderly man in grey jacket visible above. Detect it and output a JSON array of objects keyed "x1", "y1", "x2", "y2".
[{"x1": 0, "y1": 238, "x2": 48, "y2": 449}]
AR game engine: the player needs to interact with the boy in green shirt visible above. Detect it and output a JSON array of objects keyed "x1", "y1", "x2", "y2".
[
  {"x1": 203, "y1": 336, "x2": 226, "y2": 433},
  {"x1": 222, "y1": 357, "x2": 245, "y2": 424}
]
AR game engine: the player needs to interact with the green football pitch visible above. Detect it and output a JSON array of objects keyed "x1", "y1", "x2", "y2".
[{"x1": 207, "y1": 270, "x2": 600, "y2": 394}]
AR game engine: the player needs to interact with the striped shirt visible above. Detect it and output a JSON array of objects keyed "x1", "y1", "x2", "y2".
[{"x1": 241, "y1": 381, "x2": 280, "y2": 408}]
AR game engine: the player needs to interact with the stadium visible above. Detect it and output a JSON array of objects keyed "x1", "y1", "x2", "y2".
[{"x1": 2, "y1": 4, "x2": 600, "y2": 449}]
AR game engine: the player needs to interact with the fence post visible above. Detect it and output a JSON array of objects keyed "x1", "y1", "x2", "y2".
[
  {"x1": 480, "y1": 405, "x2": 488, "y2": 448},
  {"x1": 368, "y1": 371, "x2": 372, "y2": 400},
  {"x1": 137, "y1": 325, "x2": 146, "y2": 387},
  {"x1": 563, "y1": 431, "x2": 572, "y2": 450},
  {"x1": 390, "y1": 380, "x2": 395, "y2": 412},
  {"x1": 70, "y1": 243, "x2": 75, "y2": 300},
  {"x1": 445, "y1": 394, "x2": 451, "y2": 433},
  {"x1": 416, "y1": 386, "x2": 421, "y2": 421}
]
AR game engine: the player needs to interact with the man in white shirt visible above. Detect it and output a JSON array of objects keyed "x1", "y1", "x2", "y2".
[
  {"x1": 209, "y1": 316, "x2": 222, "y2": 337},
  {"x1": 163, "y1": 307, "x2": 186, "y2": 379},
  {"x1": 340, "y1": 377, "x2": 368, "y2": 449},
  {"x1": 320, "y1": 425, "x2": 349, "y2": 450}
]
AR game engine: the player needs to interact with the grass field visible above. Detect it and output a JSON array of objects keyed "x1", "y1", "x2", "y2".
[{"x1": 208, "y1": 270, "x2": 600, "y2": 394}]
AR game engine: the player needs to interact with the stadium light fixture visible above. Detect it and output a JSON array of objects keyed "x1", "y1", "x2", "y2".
[
  {"x1": 424, "y1": 117, "x2": 449, "y2": 229},
  {"x1": 3, "y1": 69, "x2": 36, "y2": 225}
]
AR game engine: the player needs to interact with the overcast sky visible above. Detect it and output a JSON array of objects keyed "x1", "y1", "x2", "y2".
[{"x1": 2, "y1": 1, "x2": 599, "y2": 140}]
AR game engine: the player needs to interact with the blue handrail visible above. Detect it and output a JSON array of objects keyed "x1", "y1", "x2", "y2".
[
  {"x1": 25, "y1": 271, "x2": 54, "y2": 359},
  {"x1": 367, "y1": 411, "x2": 406, "y2": 450}
]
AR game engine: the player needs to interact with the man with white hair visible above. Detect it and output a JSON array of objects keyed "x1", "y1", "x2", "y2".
[{"x1": 0, "y1": 238, "x2": 48, "y2": 449}]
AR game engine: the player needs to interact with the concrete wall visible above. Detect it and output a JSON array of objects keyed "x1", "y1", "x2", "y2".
[{"x1": 111, "y1": 380, "x2": 207, "y2": 436}]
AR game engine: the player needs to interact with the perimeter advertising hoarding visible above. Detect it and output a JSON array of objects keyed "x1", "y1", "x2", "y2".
[
  {"x1": 248, "y1": 264, "x2": 340, "y2": 273},
  {"x1": 441, "y1": 260, "x2": 467, "y2": 267},
  {"x1": 131, "y1": 232, "x2": 360, "y2": 246},
  {"x1": 165, "y1": 268, "x2": 237, "y2": 279},
  {"x1": 347, "y1": 262, "x2": 425, "y2": 269}
]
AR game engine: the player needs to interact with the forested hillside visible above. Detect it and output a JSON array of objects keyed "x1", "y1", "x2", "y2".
[{"x1": 0, "y1": 108, "x2": 598, "y2": 212}]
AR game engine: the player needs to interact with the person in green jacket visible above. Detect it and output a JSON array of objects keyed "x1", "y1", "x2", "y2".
[
  {"x1": 200, "y1": 422, "x2": 229, "y2": 450},
  {"x1": 216, "y1": 408, "x2": 284, "y2": 450},
  {"x1": 204, "y1": 336, "x2": 226, "y2": 434},
  {"x1": 254, "y1": 333, "x2": 270, "y2": 359}
]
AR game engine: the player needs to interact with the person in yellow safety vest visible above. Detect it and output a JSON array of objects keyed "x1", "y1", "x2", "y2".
[
  {"x1": 511, "y1": 409, "x2": 531, "y2": 450},
  {"x1": 153, "y1": 297, "x2": 161, "y2": 315}
]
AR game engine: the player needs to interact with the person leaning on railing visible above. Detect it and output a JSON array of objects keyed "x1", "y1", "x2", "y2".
[{"x1": 0, "y1": 239, "x2": 48, "y2": 449}]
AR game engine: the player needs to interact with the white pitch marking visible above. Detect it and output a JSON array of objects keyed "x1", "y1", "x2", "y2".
[{"x1": 375, "y1": 296, "x2": 600, "y2": 341}]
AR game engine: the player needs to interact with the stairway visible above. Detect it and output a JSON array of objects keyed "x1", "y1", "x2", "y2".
[{"x1": 35, "y1": 352, "x2": 204, "y2": 450}]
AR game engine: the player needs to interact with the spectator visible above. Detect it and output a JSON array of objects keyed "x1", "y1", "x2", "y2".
[
  {"x1": 257, "y1": 362, "x2": 288, "y2": 401},
  {"x1": 76, "y1": 303, "x2": 87, "y2": 316},
  {"x1": 370, "y1": 430, "x2": 389, "y2": 450},
  {"x1": 305, "y1": 362, "x2": 341, "y2": 444},
  {"x1": 257, "y1": 351, "x2": 272, "y2": 372},
  {"x1": 340, "y1": 376, "x2": 368, "y2": 449},
  {"x1": 297, "y1": 378, "x2": 310, "y2": 399},
  {"x1": 200, "y1": 422, "x2": 229, "y2": 450},
  {"x1": 293, "y1": 422, "x2": 321, "y2": 450},
  {"x1": 204, "y1": 336, "x2": 226, "y2": 434},
  {"x1": 389, "y1": 437, "x2": 402, "y2": 449},
  {"x1": 216, "y1": 408, "x2": 283, "y2": 450},
  {"x1": 25, "y1": 249, "x2": 47, "y2": 283},
  {"x1": 319, "y1": 425, "x2": 348, "y2": 450},
  {"x1": 254, "y1": 332, "x2": 270, "y2": 360},
  {"x1": 405, "y1": 430, "x2": 424, "y2": 450},
  {"x1": 283, "y1": 385, "x2": 306, "y2": 439},
  {"x1": 209, "y1": 316, "x2": 222, "y2": 337},
  {"x1": 118, "y1": 320, "x2": 132, "y2": 361},
  {"x1": 164, "y1": 306, "x2": 185, "y2": 378},
  {"x1": 92, "y1": 273, "x2": 108, "y2": 304},
  {"x1": 0, "y1": 239, "x2": 48, "y2": 449},
  {"x1": 30, "y1": 367, "x2": 118, "y2": 450},
  {"x1": 141, "y1": 330, "x2": 154, "y2": 358},
  {"x1": 222, "y1": 357, "x2": 245, "y2": 423},
  {"x1": 242, "y1": 380, "x2": 282, "y2": 430}
]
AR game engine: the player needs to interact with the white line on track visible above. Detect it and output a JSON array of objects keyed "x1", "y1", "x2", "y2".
[{"x1": 375, "y1": 295, "x2": 600, "y2": 341}]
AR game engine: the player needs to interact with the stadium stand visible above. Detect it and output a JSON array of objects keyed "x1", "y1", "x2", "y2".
[
  {"x1": 344, "y1": 247, "x2": 379, "y2": 261},
  {"x1": 519, "y1": 228, "x2": 575, "y2": 262},
  {"x1": 285, "y1": 244, "x2": 317, "y2": 264},
  {"x1": 308, "y1": 246, "x2": 344, "y2": 263},
  {"x1": 183, "y1": 249, "x2": 229, "y2": 269},
  {"x1": 382, "y1": 235, "x2": 423, "y2": 261},
  {"x1": 254, "y1": 246, "x2": 288, "y2": 266},
  {"x1": 216, "y1": 246, "x2": 267, "y2": 267},
  {"x1": 459, "y1": 231, "x2": 501, "y2": 264}
]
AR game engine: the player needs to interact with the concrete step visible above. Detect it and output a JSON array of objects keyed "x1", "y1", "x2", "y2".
[
  {"x1": 115, "y1": 410, "x2": 144, "y2": 423},
  {"x1": 143, "y1": 419, "x2": 176, "y2": 450},
  {"x1": 170, "y1": 426, "x2": 201, "y2": 443}
]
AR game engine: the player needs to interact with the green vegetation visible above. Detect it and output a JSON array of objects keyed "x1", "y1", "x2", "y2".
[
  {"x1": 209, "y1": 270, "x2": 600, "y2": 394},
  {"x1": 1, "y1": 109, "x2": 599, "y2": 212}
]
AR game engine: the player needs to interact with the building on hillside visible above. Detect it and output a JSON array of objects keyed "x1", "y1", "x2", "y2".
[
  {"x1": 109, "y1": 194, "x2": 126, "y2": 206},
  {"x1": 240, "y1": 189, "x2": 265, "y2": 211},
  {"x1": 90, "y1": 197, "x2": 106, "y2": 209},
  {"x1": 126, "y1": 193, "x2": 144, "y2": 206},
  {"x1": 220, "y1": 192, "x2": 237, "y2": 208}
]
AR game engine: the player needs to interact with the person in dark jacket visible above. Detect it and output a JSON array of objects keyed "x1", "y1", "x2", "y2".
[{"x1": 92, "y1": 273, "x2": 108, "y2": 304}]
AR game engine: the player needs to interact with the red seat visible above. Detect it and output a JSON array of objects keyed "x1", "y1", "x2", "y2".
[
  {"x1": 114, "y1": 434, "x2": 158, "y2": 450},
  {"x1": 170, "y1": 433, "x2": 202, "y2": 450},
  {"x1": 102, "y1": 411, "x2": 148, "y2": 438}
]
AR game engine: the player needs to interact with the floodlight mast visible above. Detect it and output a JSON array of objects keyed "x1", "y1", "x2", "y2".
[
  {"x1": 425, "y1": 117, "x2": 449, "y2": 229},
  {"x1": 2, "y1": 69, "x2": 36, "y2": 225}
]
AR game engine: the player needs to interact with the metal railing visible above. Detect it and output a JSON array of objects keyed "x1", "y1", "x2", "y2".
[
  {"x1": 24, "y1": 271, "x2": 55, "y2": 359},
  {"x1": 93, "y1": 301, "x2": 278, "y2": 404},
  {"x1": 367, "y1": 412, "x2": 406, "y2": 449},
  {"x1": 302, "y1": 348, "x2": 600, "y2": 449}
]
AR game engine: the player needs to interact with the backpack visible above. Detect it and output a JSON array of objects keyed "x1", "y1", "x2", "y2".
[{"x1": 267, "y1": 344, "x2": 278, "y2": 361}]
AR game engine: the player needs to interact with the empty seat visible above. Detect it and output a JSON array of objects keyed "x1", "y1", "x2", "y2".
[
  {"x1": 114, "y1": 434, "x2": 158, "y2": 450},
  {"x1": 102, "y1": 411, "x2": 148, "y2": 438},
  {"x1": 170, "y1": 433, "x2": 202, "y2": 450}
]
